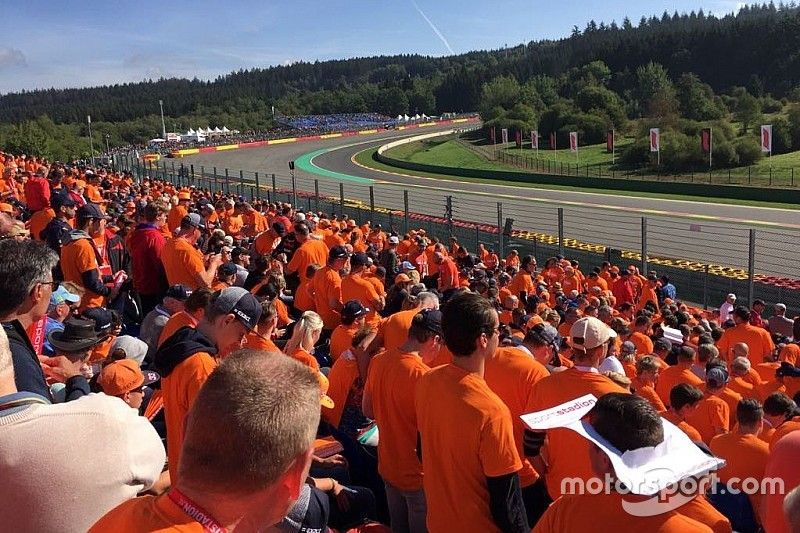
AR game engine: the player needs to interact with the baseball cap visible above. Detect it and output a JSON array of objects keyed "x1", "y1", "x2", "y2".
[
  {"x1": 775, "y1": 303, "x2": 787, "y2": 311},
  {"x1": 181, "y1": 213, "x2": 202, "y2": 228},
  {"x1": 98, "y1": 359, "x2": 160, "y2": 396},
  {"x1": 231, "y1": 246, "x2": 249, "y2": 260},
  {"x1": 50, "y1": 286, "x2": 80, "y2": 306},
  {"x1": 620, "y1": 341, "x2": 637, "y2": 355},
  {"x1": 395, "y1": 273, "x2": 412, "y2": 284},
  {"x1": 415, "y1": 308, "x2": 443, "y2": 336},
  {"x1": 0, "y1": 203, "x2": 12, "y2": 214},
  {"x1": 165, "y1": 284, "x2": 190, "y2": 301},
  {"x1": 213, "y1": 287, "x2": 262, "y2": 330},
  {"x1": 219, "y1": 262, "x2": 238, "y2": 277},
  {"x1": 526, "y1": 323, "x2": 559, "y2": 347},
  {"x1": 76, "y1": 203, "x2": 106, "y2": 221},
  {"x1": 350, "y1": 252, "x2": 369, "y2": 268},
  {"x1": 401, "y1": 260, "x2": 416, "y2": 271},
  {"x1": 341, "y1": 300, "x2": 368, "y2": 322},
  {"x1": 727, "y1": 293, "x2": 737, "y2": 301},
  {"x1": 706, "y1": 366, "x2": 730, "y2": 388},
  {"x1": 388, "y1": 235, "x2": 400, "y2": 245},
  {"x1": 177, "y1": 191, "x2": 191, "y2": 201},
  {"x1": 570, "y1": 316, "x2": 616, "y2": 351},
  {"x1": 328, "y1": 245, "x2": 349, "y2": 261},
  {"x1": 80, "y1": 307, "x2": 115, "y2": 336},
  {"x1": 51, "y1": 193, "x2": 76, "y2": 210}
]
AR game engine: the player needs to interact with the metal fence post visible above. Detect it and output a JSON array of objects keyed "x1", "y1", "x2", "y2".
[
  {"x1": 641, "y1": 217, "x2": 648, "y2": 275},
  {"x1": 224, "y1": 169, "x2": 230, "y2": 195},
  {"x1": 238, "y1": 170, "x2": 244, "y2": 198},
  {"x1": 403, "y1": 190, "x2": 410, "y2": 234},
  {"x1": 213, "y1": 167, "x2": 218, "y2": 192},
  {"x1": 703, "y1": 264, "x2": 710, "y2": 310},
  {"x1": 291, "y1": 172, "x2": 297, "y2": 206},
  {"x1": 496, "y1": 202, "x2": 504, "y2": 257},
  {"x1": 314, "y1": 180, "x2": 320, "y2": 213},
  {"x1": 445, "y1": 196, "x2": 453, "y2": 241},
  {"x1": 339, "y1": 183, "x2": 345, "y2": 216},
  {"x1": 254, "y1": 172, "x2": 259, "y2": 201},
  {"x1": 271, "y1": 174, "x2": 277, "y2": 198},
  {"x1": 748, "y1": 229, "x2": 756, "y2": 306},
  {"x1": 557, "y1": 207, "x2": 564, "y2": 256},
  {"x1": 369, "y1": 186, "x2": 375, "y2": 218}
]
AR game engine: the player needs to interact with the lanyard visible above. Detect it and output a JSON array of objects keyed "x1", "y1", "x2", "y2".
[{"x1": 168, "y1": 489, "x2": 227, "y2": 533}]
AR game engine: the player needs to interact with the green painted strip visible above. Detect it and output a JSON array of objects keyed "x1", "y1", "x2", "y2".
[{"x1": 295, "y1": 148, "x2": 374, "y2": 184}]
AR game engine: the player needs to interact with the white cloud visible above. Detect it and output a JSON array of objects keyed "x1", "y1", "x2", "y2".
[{"x1": 0, "y1": 47, "x2": 27, "y2": 69}]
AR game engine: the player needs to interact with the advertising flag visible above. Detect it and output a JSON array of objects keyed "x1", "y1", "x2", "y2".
[
  {"x1": 501, "y1": 128, "x2": 509, "y2": 145},
  {"x1": 489, "y1": 127, "x2": 496, "y2": 144},
  {"x1": 606, "y1": 130, "x2": 614, "y2": 153},
  {"x1": 531, "y1": 130, "x2": 539, "y2": 149},
  {"x1": 550, "y1": 132, "x2": 557, "y2": 150},
  {"x1": 649, "y1": 128, "x2": 660, "y2": 152},
  {"x1": 569, "y1": 131, "x2": 578, "y2": 152},
  {"x1": 701, "y1": 128, "x2": 712, "y2": 154},
  {"x1": 515, "y1": 130, "x2": 522, "y2": 148},
  {"x1": 761, "y1": 125, "x2": 772, "y2": 153}
]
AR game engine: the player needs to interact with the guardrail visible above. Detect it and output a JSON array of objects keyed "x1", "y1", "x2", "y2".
[{"x1": 115, "y1": 146, "x2": 800, "y2": 317}]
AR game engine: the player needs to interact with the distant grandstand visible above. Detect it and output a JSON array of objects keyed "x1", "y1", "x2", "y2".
[{"x1": 277, "y1": 113, "x2": 395, "y2": 132}]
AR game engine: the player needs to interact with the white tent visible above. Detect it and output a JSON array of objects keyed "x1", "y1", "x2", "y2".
[
  {"x1": 421, "y1": 113, "x2": 428, "y2": 119},
  {"x1": 413, "y1": 114, "x2": 421, "y2": 120},
  {"x1": 222, "y1": 126, "x2": 230, "y2": 134},
  {"x1": 396, "y1": 115, "x2": 403, "y2": 120},
  {"x1": 187, "y1": 128, "x2": 196, "y2": 135},
  {"x1": 403, "y1": 114, "x2": 410, "y2": 121},
  {"x1": 214, "y1": 126, "x2": 222, "y2": 133}
]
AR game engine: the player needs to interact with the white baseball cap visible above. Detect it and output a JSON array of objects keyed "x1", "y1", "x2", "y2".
[{"x1": 570, "y1": 317, "x2": 616, "y2": 351}]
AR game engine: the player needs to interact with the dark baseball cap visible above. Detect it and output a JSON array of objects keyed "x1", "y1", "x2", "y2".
[
  {"x1": 231, "y1": 246, "x2": 249, "y2": 260},
  {"x1": 341, "y1": 300, "x2": 368, "y2": 322},
  {"x1": 80, "y1": 307, "x2": 115, "y2": 335},
  {"x1": 76, "y1": 202, "x2": 106, "y2": 221},
  {"x1": 165, "y1": 284, "x2": 189, "y2": 301},
  {"x1": 414, "y1": 308, "x2": 443, "y2": 335},
  {"x1": 328, "y1": 245, "x2": 350, "y2": 261},
  {"x1": 219, "y1": 262, "x2": 238, "y2": 277},
  {"x1": 52, "y1": 193, "x2": 76, "y2": 210},
  {"x1": 213, "y1": 287, "x2": 262, "y2": 330},
  {"x1": 350, "y1": 252, "x2": 369, "y2": 268},
  {"x1": 181, "y1": 213, "x2": 202, "y2": 229}
]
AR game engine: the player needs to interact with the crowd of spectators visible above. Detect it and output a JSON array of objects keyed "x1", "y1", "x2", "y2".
[
  {"x1": 279, "y1": 113, "x2": 394, "y2": 132},
  {"x1": 0, "y1": 148, "x2": 799, "y2": 532}
]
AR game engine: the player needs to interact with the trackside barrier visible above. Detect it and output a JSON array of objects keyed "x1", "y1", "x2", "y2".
[{"x1": 121, "y1": 156, "x2": 800, "y2": 317}]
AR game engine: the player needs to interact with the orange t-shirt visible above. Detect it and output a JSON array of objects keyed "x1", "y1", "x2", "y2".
[
  {"x1": 677, "y1": 495, "x2": 732, "y2": 533},
  {"x1": 294, "y1": 278, "x2": 315, "y2": 312},
  {"x1": 709, "y1": 431, "x2": 770, "y2": 517},
  {"x1": 717, "y1": 323, "x2": 775, "y2": 366},
  {"x1": 769, "y1": 416, "x2": 800, "y2": 450},
  {"x1": 365, "y1": 348, "x2": 430, "y2": 491},
  {"x1": 661, "y1": 410, "x2": 703, "y2": 442},
  {"x1": 635, "y1": 382, "x2": 666, "y2": 412},
  {"x1": 28, "y1": 208, "x2": 55, "y2": 241},
  {"x1": 484, "y1": 347, "x2": 549, "y2": 488},
  {"x1": 158, "y1": 311, "x2": 198, "y2": 347},
  {"x1": 287, "y1": 347, "x2": 320, "y2": 372},
  {"x1": 415, "y1": 364, "x2": 522, "y2": 533},
  {"x1": 341, "y1": 273, "x2": 381, "y2": 327},
  {"x1": 254, "y1": 231, "x2": 280, "y2": 256},
  {"x1": 166, "y1": 204, "x2": 188, "y2": 233},
  {"x1": 223, "y1": 215, "x2": 243, "y2": 237},
  {"x1": 89, "y1": 492, "x2": 207, "y2": 533},
  {"x1": 379, "y1": 309, "x2": 418, "y2": 352},
  {"x1": 329, "y1": 322, "x2": 360, "y2": 362},
  {"x1": 324, "y1": 353, "x2": 360, "y2": 428},
  {"x1": 531, "y1": 491, "x2": 713, "y2": 533},
  {"x1": 60, "y1": 236, "x2": 106, "y2": 309},
  {"x1": 162, "y1": 238, "x2": 206, "y2": 290},
  {"x1": 508, "y1": 271, "x2": 535, "y2": 299},
  {"x1": 761, "y1": 432, "x2": 800, "y2": 533},
  {"x1": 779, "y1": 343, "x2": 800, "y2": 366},
  {"x1": 162, "y1": 352, "x2": 218, "y2": 482},
  {"x1": 529, "y1": 367, "x2": 628, "y2": 498},
  {"x1": 629, "y1": 331, "x2": 654, "y2": 355},
  {"x1": 655, "y1": 362, "x2": 705, "y2": 406},
  {"x1": 686, "y1": 393, "x2": 729, "y2": 444},
  {"x1": 287, "y1": 239, "x2": 328, "y2": 283},
  {"x1": 717, "y1": 386, "x2": 744, "y2": 426},
  {"x1": 311, "y1": 265, "x2": 342, "y2": 330},
  {"x1": 274, "y1": 298, "x2": 291, "y2": 327},
  {"x1": 243, "y1": 331, "x2": 280, "y2": 352}
]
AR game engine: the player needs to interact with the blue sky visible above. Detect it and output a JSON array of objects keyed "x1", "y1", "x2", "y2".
[{"x1": 0, "y1": 0, "x2": 747, "y2": 94}]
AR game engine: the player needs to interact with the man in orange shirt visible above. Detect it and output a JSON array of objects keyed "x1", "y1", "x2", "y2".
[
  {"x1": 166, "y1": 191, "x2": 191, "y2": 233},
  {"x1": 153, "y1": 287, "x2": 261, "y2": 483},
  {"x1": 433, "y1": 251, "x2": 459, "y2": 292},
  {"x1": 312, "y1": 245, "x2": 349, "y2": 332},
  {"x1": 717, "y1": 306, "x2": 775, "y2": 366},
  {"x1": 253, "y1": 222, "x2": 285, "y2": 256},
  {"x1": 329, "y1": 300, "x2": 367, "y2": 361},
  {"x1": 686, "y1": 366, "x2": 731, "y2": 444},
  {"x1": 91, "y1": 350, "x2": 320, "y2": 533},
  {"x1": 527, "y1": 316, "x2": 629, "y2": 501},
  {"x1": 633, "y1": 356, "x2": 666, "y2": 411},
  {"x1": 342, "y1": 252, "x2": 384, "y2": 327},
  {"x1": 710, "y1": 398, "x2": 770, "y2": 522},
  {"x1": 661, "y1": 383, "x2": 704, "y2": 442},
  {"x1": 161, "y1": 213, "x2": 221, "y2": 290},
  {"x1": 363, "y1": 309, "x2": 441, "y2": 533},
  {"x1": 287, "y1": 222, "x2": 328, "y2": 285},
  {"x1": 60, "y1": 204, "x2": 118, "y2": 310},
  {"x1": 415, "y1": 292, "x2": 527, "y2": 532},
  {"x1": 508, "y1": 255, "x2": 537, "y2": 303},
  {"x1": 629, "y1": 315, "x2": 654, "y2": 355},
  {"x1": 370, "y1": 291, "x2": 440, "y2": 354},
  {"x1": 656, "y1": 346, "x2": 705, "y2": 405}
]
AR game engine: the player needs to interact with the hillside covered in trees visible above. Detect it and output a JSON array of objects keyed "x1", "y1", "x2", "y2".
[{"x1": 2, "y1": 2, "x2": 800, "y2": 162}]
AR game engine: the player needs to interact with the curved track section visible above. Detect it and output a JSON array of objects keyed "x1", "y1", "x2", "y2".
[{"x1": 180, "y1": 129, "x2": 799, "y2": 277}]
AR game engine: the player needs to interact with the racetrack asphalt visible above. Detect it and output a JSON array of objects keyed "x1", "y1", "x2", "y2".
[{"x1": 179, "y1": 125, "x2": 799, "y2": 278}]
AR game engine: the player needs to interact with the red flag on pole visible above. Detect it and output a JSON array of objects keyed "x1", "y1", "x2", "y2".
[
  {"x1": 489, "y1": 127, "x2": 495, "y2": 144},
  {"x1": 501, "y1": 128, "x2": 509, "y2": 144},
  {"x1": 649, "y1": 128, "x2": 660, "y2": 152},
  {"x1": 606, "y1": 130, "x2": 614, "y2": 153},
  {"x1": 531, "y1": 130, "x2": 538, "y2": 149},
  {"x1": 569, "y1": 132, "x2": 578, "y2": 152},
  {"x1": 761, "y1": 125, "x2": 772, "y2": 153},
  {"x1": 515, "y1": 130, "x2": 522, "y2": 148},
  {"x1": 550, "y1": 132, "x2": 556, "y2": 150},
  {"x1": 701, "y1": 128, "x2": 712, "y2": 154}
]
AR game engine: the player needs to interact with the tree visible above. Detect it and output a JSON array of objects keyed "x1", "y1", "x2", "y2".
[
  {"x1": 732, "y1": 88, "x2": 762, "y2": 133},
  {"x1": 375, "y1": 87, "x2": 409, "y2": 116},
  {"x1": 676, "y1": 73, "x2": 726, "y2": 120},
  {"x1": 632, "y1": 63, "x2": 678, "y2": 119}
]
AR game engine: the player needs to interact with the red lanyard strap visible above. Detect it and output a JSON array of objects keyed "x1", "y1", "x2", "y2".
[{"x1": 168, "y1": 489, "x2": 227, "y2": 533}]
